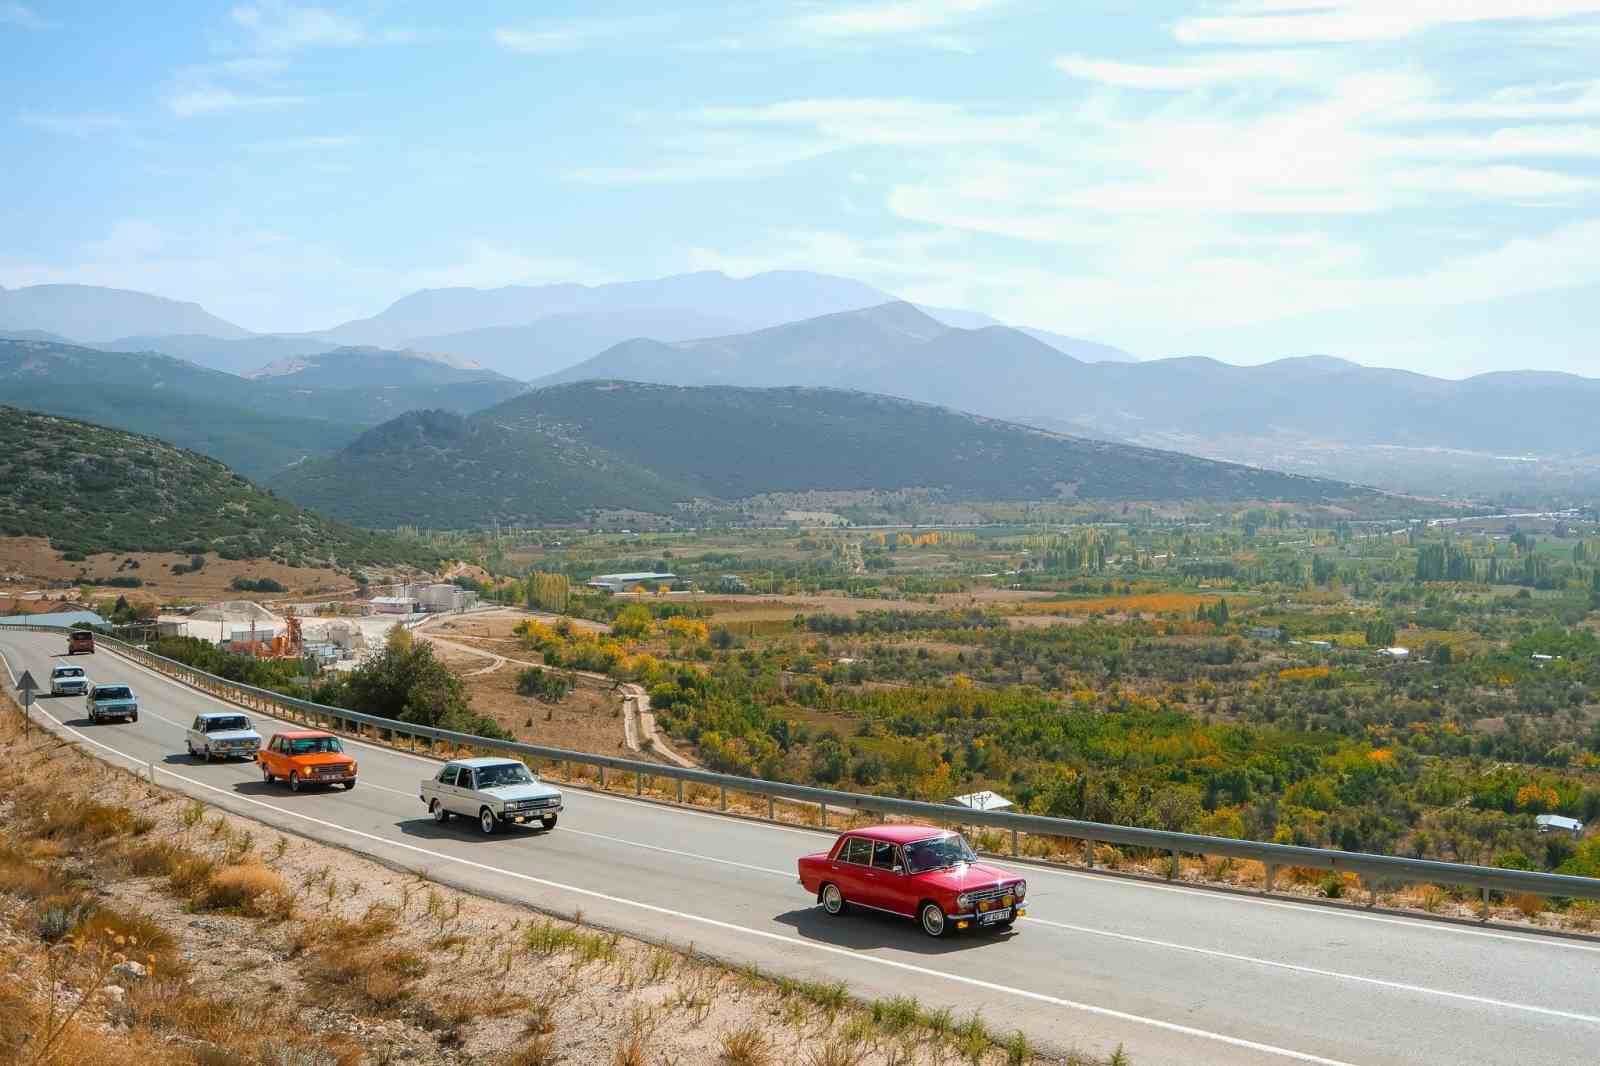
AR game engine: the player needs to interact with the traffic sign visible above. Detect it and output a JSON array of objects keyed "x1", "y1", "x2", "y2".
[{"x1": 16, "y1": 669, "x2": 37, "y2": 736}]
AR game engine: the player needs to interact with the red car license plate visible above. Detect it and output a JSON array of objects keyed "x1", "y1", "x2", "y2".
[{"x1": 978, "y1": 908, "x2": 1012, "y2": 925}]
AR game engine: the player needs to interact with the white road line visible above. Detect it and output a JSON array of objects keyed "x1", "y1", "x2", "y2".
[
  {"x1": 986, "y1": 859, "x2": 1600, "y2": 955},
  {"x1": 13, "y1": 637, "x2": 1600, "y2": 958},
  {"x1": 1028, "y1": 917, "x2": 1600, "y2": 1025},
  {"x1": 29, "y1": 699, "x2": 1364, "y2": 1066},
  {"x1": 559, "y1": 826, "x2": 794, "y2": 878}
]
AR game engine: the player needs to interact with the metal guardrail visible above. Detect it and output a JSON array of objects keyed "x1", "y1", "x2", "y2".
[{"x1": 7, "y1": 622, "x2": 1600, "y2": 907}]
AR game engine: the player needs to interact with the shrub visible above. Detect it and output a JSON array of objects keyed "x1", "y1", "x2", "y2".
[
  {"x1": 231, "y1": 577, "x2": 287, "y2": 593},
  {"x1": 718, "y1": 1024, "x2": 773, "y2": 1065},
  {"x1": 516, "y1": 666, "x2": 574, "y2": 703},
  {"x1": 200, "y1": 862, "x2": 288, "y2": 914}
]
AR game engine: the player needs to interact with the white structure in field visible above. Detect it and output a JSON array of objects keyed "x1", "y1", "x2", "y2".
[
  {"x1": 1536, "y1": 815, "x2": 1583, "y2": 836},
  {"x1": 1379, "y1": 647, "x2": 1411, "y2": 661},
  {"x1": 949, "y1": 790, "x2": 1014, "y2": 812},
  {"x1": 586, "y1": 571, "x2": 676, "y2": 592},
  {"x1": 371, "y1": 596, "x2": 416, "y2": 615},
  {"x1": 160, "y1": 600, "x2": 286, "y2": 646}
]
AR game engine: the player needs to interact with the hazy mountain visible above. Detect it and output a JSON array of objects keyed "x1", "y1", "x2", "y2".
[
  {"x1": 0, "y1": 284, "x2": 250, "y2": 343},
  {"x1": 249, "y1": 346, "x2": 510, "y2": 387},
  {"x1": 0, "y1": 338, "x2": 525, "y2": 478},
  {"x1": 100, "y1": 333, "x2": 338, "y2": 375},
  {"x1": 404, "y1": 307, "x2": 747, "y2": 379},
  {"x1": 323, "y1": 269, "x2": 895, "y2": 347},
  {"x1": 0, "y1": 406, "x2": 433, "y2": 567},
  {"x1": 541, "y1": 302, "x2": 1090, "y2": 416},
  {"x1": 270, "y1": 381, "x2": 1362, "y2": 528},
  {"x1": 916, "y1": 305, "x2": 1137, "y2": 363}
]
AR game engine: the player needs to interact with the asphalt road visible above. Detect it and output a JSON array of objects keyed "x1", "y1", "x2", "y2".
[{"x1": 3, "y1": 629, "x2": 1596, "y2": 1066}]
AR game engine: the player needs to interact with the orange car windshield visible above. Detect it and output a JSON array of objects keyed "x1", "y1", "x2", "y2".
[{"x1": 289, "y1": 737, "x2": 343, "y2": 755}]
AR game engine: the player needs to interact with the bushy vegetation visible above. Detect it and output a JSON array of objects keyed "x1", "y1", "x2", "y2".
[
  {"x1": 230, "y1": 576, "x2": 287, "y2": 593},
  {"x1": 0, "y1": 406, "x2": 437, "y2": 567},
  {"x1": 322, "y1": 627, "x2": 509, "y2": 739}
]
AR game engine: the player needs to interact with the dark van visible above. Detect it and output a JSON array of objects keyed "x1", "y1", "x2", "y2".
[{"x1": 67, "y1": 629, "x2": 95, "y2": 655}]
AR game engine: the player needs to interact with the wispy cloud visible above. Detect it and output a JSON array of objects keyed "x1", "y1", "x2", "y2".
[
  {"x1": 1173, "y1": 0, "x2": 1600, "y2": 45},
  {"x1": 167, "y1": 87, "x2": 304, "y2": 118},
  {"x1": 230, "y1": 2, "x2": 366, "y2": 51},
  {"x1": 0, "y1": 3, "x2": 50, "y2": 29},
  {"x1": 18, "y1": 112, "x2": 130, "y2": 137},
  {"x1": 245, "y1": 133, "x2": 354, "y2": 151},
  {"x1": 791, "y1": 0, "x2": 1006, "y2": 38},
  {"x1": 494, "y1": 19, "x2": 657, "y2": 53},
  {"x1": 1055, "y1": 51, "x2": 1314, "y2": 89}
]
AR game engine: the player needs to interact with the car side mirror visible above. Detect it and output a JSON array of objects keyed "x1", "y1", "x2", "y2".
[{"x1": 893, "y1": 865, "x2": 905, "y2": 875}]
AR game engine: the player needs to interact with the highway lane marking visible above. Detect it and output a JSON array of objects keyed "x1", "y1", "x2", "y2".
[
  {"x1": 27, "y1": 700, "x2": 1366, "y2": 1066},
  {"x1": 985, "y1": 859, "x2": 1600, "y2": 955},
  {"x1": 14, "y1": 637, "x2": 1600, "y2": 958},
  {"x1": 1028, "y1": 917, "x2": 1600, "y2": 1025}
]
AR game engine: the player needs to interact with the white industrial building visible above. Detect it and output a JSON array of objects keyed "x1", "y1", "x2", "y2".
[{"x1": 586, "y1": 571, "x2": 676, "y2": 593}]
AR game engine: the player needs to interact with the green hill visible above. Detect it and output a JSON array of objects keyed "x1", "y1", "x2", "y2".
[
  {"x1": 0, "y1": 338, "x2": 525, "y2": 479},
  {"x1": 0, "y1": 407, "x2": 435, "y2": 567},
  {"x1": 272, "y1": 381, "x2": 1369, "y2": 528}
]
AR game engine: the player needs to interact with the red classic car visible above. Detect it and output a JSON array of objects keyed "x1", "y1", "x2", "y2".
[{"x1": 797, "y1": 824, "x2": 1026, "y2": 937}]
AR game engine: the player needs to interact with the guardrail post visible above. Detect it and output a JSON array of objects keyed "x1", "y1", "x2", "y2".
[
  {"x1": 1264, "y1": 864, "x2": 1278, "y2": 894},
  {"x1": 719, "y1": 786, "x2": 727, "y2": 812},
  {"x1": 598, "y1": 765, "x2": 606, "y2": 788},
  {"x1": 1480, "y1": 887, "x2": 1490, "y2": 922},
  {"x1": 147, "y1": 761, "x2": 156, "y2": 785},
  {"x1": 1010, "y1": 828, "x2": 1019, "y2": 856},
  {"x1": 1084, "y1": 839, "x2": 1095, "y2": 868},
  {"x1": 1367, "y1": 882, "x2": 1378, "y2": 909},
  {"x1": 676, "y1": 778, "x2": 684, "y2": 804},
  {"x1": 635, "y1": 770, "x2": 642, "y2": 796},
  {"x1": 820, "y1": 801, "x2": 828, "y2": 829},
  {"x1": 1169, "y1": 849, "x2": 1181, "y2": 881},
  {"x1": 767, "y1": 795, "x2": 775, "y2": 822}
]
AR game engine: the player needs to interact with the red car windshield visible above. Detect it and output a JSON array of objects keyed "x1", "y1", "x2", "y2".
[{"x1": 903, "y1": 833, "x2": 977, "y2": 873}]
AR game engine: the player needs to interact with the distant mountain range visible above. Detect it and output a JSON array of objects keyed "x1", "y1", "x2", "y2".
[
  {"x1": 269, "y1": 381, "x2": 1362, "y2": 528},
  {"x1": 0, "y1": 273, "x2": 1137, "y2": 381},
  {"x1": 0, "y1": 284, "x2": 250, "y2": 342}
]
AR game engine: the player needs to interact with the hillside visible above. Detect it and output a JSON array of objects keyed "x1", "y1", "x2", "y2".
[
  {"x1": 249, "y1": 345, "x2": 513, "y2": 387},
  {"x1": 100, "y1": 332, "x2": 337, "y2": 374},
  {"x1": 404, "y1": 307, "x2": 748, "y2": 379},
  {"x1": 0, "y1": 407, "x2": 433, "y2": 565},
  {"x1": 0, "y1": 284, "x2": 250, "y2": 342},
  {"x1": 271, "y1": 407, "x2": 697, "y2": 528},
  {"x1": 0, "y1": 338, "x2": 525, "y2": 478},
  {"x1": 540, "y1": 301, "x2": 1088, "y2": 415},
  {"x1": 271, "y1": 381, "x2": 1364, "y2": 528}
]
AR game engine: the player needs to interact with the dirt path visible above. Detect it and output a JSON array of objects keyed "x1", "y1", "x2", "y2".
[{"x1": 416, "y1": 616, "x2": 697, "y2": 769}]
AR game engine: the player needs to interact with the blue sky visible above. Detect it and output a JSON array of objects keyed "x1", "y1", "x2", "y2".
[{"x1": 3, "y1": 1, "x2": 1599, "y2": 376}]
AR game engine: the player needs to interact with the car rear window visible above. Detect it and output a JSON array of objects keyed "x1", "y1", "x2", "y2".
[
  {"x1": 839, "y1": 837, "x2": 873, "y2": 864},
  {"x1": 206, "y1": 716, "x2": 250, "y2": 731},
  {"x1": 94, "y1": 686, "x2": 132, "y2": 700},
  {"x1": 54, "y1": 667, "x2": 84, "y2": 677}
]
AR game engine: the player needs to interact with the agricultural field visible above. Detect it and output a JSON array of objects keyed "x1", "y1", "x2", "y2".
[{"x1": 441, "y1": 511, "x2": 1600, "y2": 896}]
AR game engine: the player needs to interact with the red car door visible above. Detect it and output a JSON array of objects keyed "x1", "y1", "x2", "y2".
[
  {"x1": 827, "y1": 836, "x2": 874, "y2": 907},
  {"x1": 864, "y1": 839, "x2": 909, "y2": 914}
]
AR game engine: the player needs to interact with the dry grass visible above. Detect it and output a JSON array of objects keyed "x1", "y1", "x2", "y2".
[
  {"x1": 719, "y1": 1023, "x2": 775, "y2": 1065},
  {"x1": 199, "y1": 861, "x2": 290, "y2": 915}
]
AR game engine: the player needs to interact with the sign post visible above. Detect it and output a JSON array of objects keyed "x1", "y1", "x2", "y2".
[{"x1": 17, "y1": 669, "x2": 38, "y2": 737}]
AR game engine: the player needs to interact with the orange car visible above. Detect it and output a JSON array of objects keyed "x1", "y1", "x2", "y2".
[{"x1": 257, "y1": 731, "x2": 357, "y2": 792}]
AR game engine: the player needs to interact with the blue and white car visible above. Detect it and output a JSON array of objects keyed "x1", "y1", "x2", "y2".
[
  {"x1": 185, "y1": 712, "x2": 262, "y2": 761},
  {"x1": 85, "y1": 683, "x2": 138, "y2": 723},
  {"x1": 49, "y1": 664, "x2": 89, "y2": 696}
]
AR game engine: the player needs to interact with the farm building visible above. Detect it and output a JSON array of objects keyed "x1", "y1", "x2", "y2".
[
  {"x1": 371, "y1": 596, "x2": 417, "y2": 615},
  {"x1": 585, "y1": 571, "x2": 676, "y2": 593}
]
